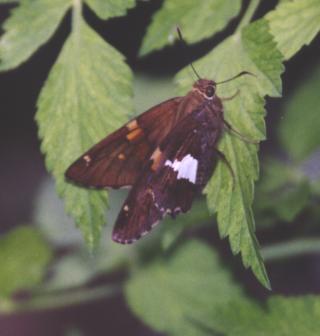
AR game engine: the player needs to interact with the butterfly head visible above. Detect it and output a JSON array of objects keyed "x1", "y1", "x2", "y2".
[{"x1": 192, "y1": 79, "x2": 216, "y2": 100}]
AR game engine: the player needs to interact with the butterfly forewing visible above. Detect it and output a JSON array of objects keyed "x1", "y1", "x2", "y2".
[{"x1": 65, "y1": 97, "x2": 182, "y2": 188}]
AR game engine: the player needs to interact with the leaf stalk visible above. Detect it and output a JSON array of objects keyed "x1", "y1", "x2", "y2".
[
  {"x1": 262, "y1": 238, "x2": 320, "y2": 262},
  {"x1": 236, "y1": 0, "x2": 261, "y2": 33}
]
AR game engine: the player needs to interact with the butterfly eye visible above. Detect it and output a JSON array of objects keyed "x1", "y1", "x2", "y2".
[{"x1": 205, "y1": 86, "x2": 215, "y2": 97}]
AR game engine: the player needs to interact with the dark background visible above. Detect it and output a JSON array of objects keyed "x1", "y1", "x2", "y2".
[{"x1": 1, "y1": 0, "x2": 320, "y2": 335}]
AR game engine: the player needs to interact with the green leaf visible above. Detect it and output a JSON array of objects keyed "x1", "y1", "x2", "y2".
[
  {"x1": 0, "y1": 0, "x2": 71, "y2": 71},
  {"x1": 267, "y1": 0, "x2": 320, "y2": 60},
  {"x1": 279, "y1": 64, "x2": 320, "y2": 161},
  {"x1": 175, "y1": 19, "x2": 284, "y2": 289},
  {"x1": 36, "y1": 15, "x2": 133, "y2": 250},
  {"x1": 0, "y1": 226, "x2": 52, "y2": 298},
  {"x1": 85, "y1": 0, "x2": 135, "y2": 20},
  {"x1": 139, "y1": 0, "x2": 241, "y2": 56},
  {"x1": 215, "y1": 296, "x2": 320, "y2": 335},
  {"x1": 126, "y1": 240, "x2": 243, "y2": 336},
  {"x1": 126, "y1": 238, "x2": 320, "y2": 336}
]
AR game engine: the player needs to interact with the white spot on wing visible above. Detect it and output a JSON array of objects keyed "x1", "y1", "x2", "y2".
[
  {"x1": 165, "y1": 154, "x2": 198, "y2": 183},
  {"x1": 83, "y1": 155, "x2": 91, "y2": 166}
]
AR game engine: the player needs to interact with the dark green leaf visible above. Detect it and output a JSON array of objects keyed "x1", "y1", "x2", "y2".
[
  {"x1": 255, "y1": 160, "x2": 311, "y2": 223},
  {"x1": 215, "y1": 296, "x2": 320, "y2": 335},
  {"x1": 279, "y1": 64, "x2": 320, "y2": 161}
]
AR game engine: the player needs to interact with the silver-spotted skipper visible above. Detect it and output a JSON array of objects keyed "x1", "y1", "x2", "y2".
[
  {"x1": 65, "y1": 70, "x2": 254, "y2": 244},
  {"x1": 65, "y1": 30, "x2": 254, "y2": 244}
]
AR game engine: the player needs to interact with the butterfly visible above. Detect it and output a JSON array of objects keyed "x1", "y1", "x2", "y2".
[{"x1": 65, "y1": 70, "x2": 255, "y2": 244}]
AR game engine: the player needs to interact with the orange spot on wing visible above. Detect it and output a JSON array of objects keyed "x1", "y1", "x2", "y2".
[
  {"x1": 126, "y1": 128, "x2": 144, "y2": 142},
  {"x1": 118, "y1": 153, "x2": 126, "y2": 160},
  {"x1": 151, "y1": 147, "x2": 163, "y2": 171}
]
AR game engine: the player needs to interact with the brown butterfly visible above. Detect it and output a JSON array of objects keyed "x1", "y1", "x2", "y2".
[{"x1": 65, "y1": 69, "x2": 254, "y2": 244}]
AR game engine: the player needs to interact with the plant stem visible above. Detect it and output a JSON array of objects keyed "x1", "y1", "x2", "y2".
[
  {"x1": 236, "y1": 0, "x2": 261, "y2": 33},
  {"x1": 261, "y1": 238, "x2": 320, "y2": 262},
  {"x1": 72, "y1": 0, "x2": 82, "y2": 41},
  {"x1": 0, "y1": 284, "x2": 120, "y2": 314}
]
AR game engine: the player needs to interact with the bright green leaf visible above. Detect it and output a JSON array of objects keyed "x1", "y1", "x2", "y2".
[
  {"x1": 279, "y1": 64, "x2": 320, "y2": 161},
  {"x1": 267, "y1": 0, "x2": 320, "y2": 60},
  {"x1": 139, "y1": 0, "x2": 241, "y2": 56},
  {"x1": 85, "y1": 0, "x2": 135, "y2": 20},
  {"x1": 126, "y1": 240, "x2": 243, "y2": 336},
  {"x1": 175, "y1": 19, "x2": 284, "y2": 288},
  {"x1": 0, "y1": 226, "x2": 52, "y2": 298},
  {"x1": 0, "y1": 0, "x2": 71, "y2": 71},
  {"x1": 36, "y1": 16, "x2": 133, "y2": 250}
]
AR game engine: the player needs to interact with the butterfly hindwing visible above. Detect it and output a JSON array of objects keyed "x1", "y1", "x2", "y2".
[
  {"x1": 111, "y1": 179, "x2": 163, "y2": 244},
  {"x1": 112, "y1": 107, "x2": 222, "y2": 243},
  {"x1": 65, "y1": 97, "x2": 182, "y2": 188}
]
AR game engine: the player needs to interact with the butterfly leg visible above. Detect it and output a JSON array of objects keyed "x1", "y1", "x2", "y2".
[
  {"x1": 214, "y1": 149, "x2": 235, "y2": 189},
  {"x1": 220, "y1": 89, "x2": 240, "y2": 101},
  {"x1": 223, "y1": 120, "x2": 258, "y2": 144}
]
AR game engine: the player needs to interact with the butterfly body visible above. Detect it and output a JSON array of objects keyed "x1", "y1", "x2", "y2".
[{"x1": 66, "y1": 79, "x2": 228, "y2": 244}]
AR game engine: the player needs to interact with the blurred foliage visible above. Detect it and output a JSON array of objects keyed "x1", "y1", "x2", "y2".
[
  {"x1": 254, "y1": 62, "x2": 320, "y2": 228},
  {"x1": 279, "y1": 65, "x2": 320, "y2": 161},
  {"x1": 255, "y1": 159, "x2": 311, "y2": 225},
  {"x1": 0, "y1": 0, "x2": 18, "y2": 3},
  {"x1": 126, "y1": 239, "x2": 320, "y2": 336},
  {"x1": 126, "y1": 240, "x2": 243, "y2": 336},
  {"x1": 209, "y1": 296, "x2": 320, "y2": 335},
  {"x1": 1, "y1": 0, "x2": 319, "y2": 289},
  {"x1": 34, "y1": 179, "x2": 136, "y2": 291},
  {"x1": 0, "y1": 226, "x2": 52, "y2": 298},
  {"x1": 65, "y1": 328, "x2": 85, "y2": 336},
  {"x1": 139, "y1": 0, "x2": 241, "y2": 56},
  {"x1": 1, "y1": 0, "x2": 320, "y2": 335}
]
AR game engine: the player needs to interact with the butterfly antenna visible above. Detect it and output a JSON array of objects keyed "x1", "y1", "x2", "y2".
[
  {"x1": 176, "y1": 26, "x2": 201, "y2": 80},
  {"x1": 216, "y1": 71, "x2": 255, "y2": 85}
]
